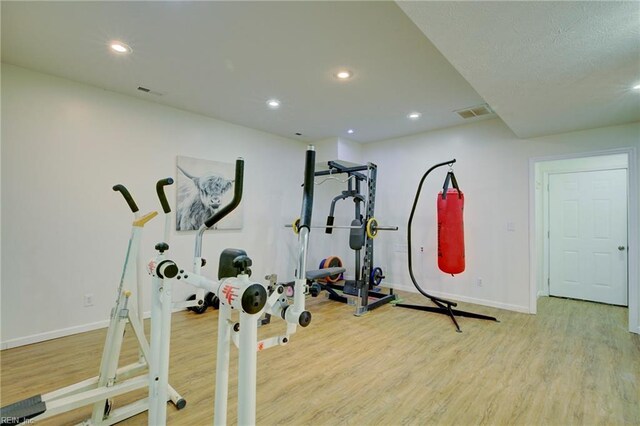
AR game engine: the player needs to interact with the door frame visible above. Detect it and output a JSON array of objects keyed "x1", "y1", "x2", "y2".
[
  {"x1": 529, "y1": 147, "x2": 638, "y2": 334},
  {"x1": 546, "y1": 167, "x2": 628, "y2": 304}
]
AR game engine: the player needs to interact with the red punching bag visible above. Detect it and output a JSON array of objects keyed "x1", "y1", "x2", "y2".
[{"x1": 437, "y1": 171, "x2": 465, "y2": 275}]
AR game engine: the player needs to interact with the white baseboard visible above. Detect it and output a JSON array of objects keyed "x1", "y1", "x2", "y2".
[
  {"x1": 390, "y1": 282, "x2": 530, "y2": 314},
  {"x1": 1, "y1": 308, "x2": 185, "y2": 350},
  {"x1": 1, "y1": 318, "x2": 111, "y2": 350}
]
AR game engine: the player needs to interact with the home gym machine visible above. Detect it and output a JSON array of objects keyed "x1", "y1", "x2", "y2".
[
  {"x1": 0, "y1": 180, "x2": 185, "y2": 425},
  {"x1": 148, "y1": 146, "x2": 324, "y2": 425},
  {"x1": 288, "y1": 160, "x2": 398, "y2": 316},
  {"x1": 394, "y1": 159, "x2": 499, "y2": 332}
]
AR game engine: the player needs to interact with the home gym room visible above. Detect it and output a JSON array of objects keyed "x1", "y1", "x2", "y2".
[{"x1": 1, "y1": 1, "x2": 639, "y2": 425}]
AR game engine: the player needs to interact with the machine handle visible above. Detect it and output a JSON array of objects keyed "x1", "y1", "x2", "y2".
[
  {"x1": 156, "y1": 178, "x2": 174, "y2": 214},
  {"x1": 299, "y1": 146, "x2": 316, "y2": 230},
  {"x1": 112, "y1": 184, "x2": 139, "y2": 213},
  {"x1": 204, "y1": 158, "x2": 244, "y2": 228}
]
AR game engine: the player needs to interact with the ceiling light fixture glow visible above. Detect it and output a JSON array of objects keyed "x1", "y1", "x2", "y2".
[
  {"x1": 408, "y1": 112, "x2": 422, "y2": 120},
  {"x1": 336, "y1": 70, "x2": 352, "y2": 79},
  {"x1": 633, "y1": 84, "x2": 640, "y2": 90},
  {"x1": 347, "y1": 129, "x2": 354, "y2": 134},
  {"x1": 266, "y1": 99, "x2": 281, "y2": 109},
  {"x1": 110, "y1": 41, "x2": 132, "y2": 54}
]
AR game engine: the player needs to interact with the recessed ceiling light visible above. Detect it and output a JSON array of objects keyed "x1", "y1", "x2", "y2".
[
  {"x1": 336, "y1": 70, "x2": 352, "y2": 80},
  {"x1": 408, "y1": 112, "x2": 422, "y2": 120},
  {"x1": 110, "y1": 41, "x2": 132, "y2": 54},
  {"x1": 347, "y1": 129, "x2": 355, "y2": 134},
  {"x1": 633, "y1": 84, "x2": 640, "y2": 90},
  {"x1": 266, "y1": 99, "x2": 281, "y2": 109}
]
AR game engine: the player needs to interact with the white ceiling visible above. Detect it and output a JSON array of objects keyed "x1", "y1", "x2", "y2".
[
  {"x1": 399, "y1": 1, "x2": 640, "y2": 138},
  {"x1": 2, "y1": 1, "x2": 638, "y2": 143}
]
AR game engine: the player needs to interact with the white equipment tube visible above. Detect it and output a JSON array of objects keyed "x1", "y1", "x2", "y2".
[
  {"x1": 237, "y1": 310, "x2": 259, "y2": 426},
  {"x1": 214, "y1": 303, "x2": 232, "y2": 426},
  {"x1": 157, "y1": 271, "x2": 172, "y2": 425},
  {"x1": 148, "y1": 254, "x2": 179, "y2": 426},
  {"x1": 148, "y1": 273, "x2": 163, "y2": 426}
]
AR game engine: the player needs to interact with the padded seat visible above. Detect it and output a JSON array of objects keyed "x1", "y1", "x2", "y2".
[{"x1": 305, "y1": 267, "x2": 346, "y2": 281}]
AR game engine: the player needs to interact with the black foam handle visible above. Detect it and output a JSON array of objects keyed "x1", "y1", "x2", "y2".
[
  {"x1": 325, "y1": 216, "x2": 334, "y2": 234},
  {"x1": 204, "y1": 158, "x2": 244, "y2": 228},
  {"x1": 156, "y1": 178, "x2": 174, "y2": 213},
  {"x1": 299, "y1": 148, "x2": 316, "y2": 230},
  {"x1": 112, "y1": 184, "x2": 139, "y2": 213}
]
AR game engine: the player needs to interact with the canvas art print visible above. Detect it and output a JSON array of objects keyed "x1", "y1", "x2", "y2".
[{"x1": 176, "y1": 156, "x2": 243, "y2": 231}]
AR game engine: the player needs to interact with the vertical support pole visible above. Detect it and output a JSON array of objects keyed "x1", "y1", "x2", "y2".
[
  {"x1": 148, "y1": 273, "x2": 163, "y2": 426},
  {"x1": 156, "y1": 275, "x2": 172, "y2": 425},
  {"x1": 237, "y1": 310, "x2": 258, "y2": 426},
  {"x1": 132, "y1": 212, "x2": 146, "y2": 365},
  {"x1": 214, "y1": 303, "x2": 232, "y2": 426},
  {"x1": 356, "y1": 163, "x2": 377, "y2": 316}
]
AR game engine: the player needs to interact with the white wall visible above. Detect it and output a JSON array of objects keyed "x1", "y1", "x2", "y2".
[
  {"x1": 0, "y1": 64, "x2": 307, "y2": 348},
  {"x1": 2, "y1": 64, "x2": 639, "y2": 347},
  {"x1": 362, "y1": 118, "x2": 640, "y2": 317}
]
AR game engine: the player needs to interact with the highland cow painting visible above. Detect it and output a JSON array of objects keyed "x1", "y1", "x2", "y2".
[{"x1": 176, "y1": 156, "x2": 242, "y2": 231}]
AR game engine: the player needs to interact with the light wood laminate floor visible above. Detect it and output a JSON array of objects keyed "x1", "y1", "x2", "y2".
[{"x1": 1, "y1": 293, "x2": 639, "y2": 425}]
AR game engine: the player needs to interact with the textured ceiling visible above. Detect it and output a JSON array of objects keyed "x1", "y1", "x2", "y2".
[
  {"x1": 1, "y1": 1, "x2": 490, "y2": 143},
  {"x1": 398, "y1": 1, "x2": 640, "y2": 138},
  {"x1": 2, "y1": 1, "x2": 637, "y2": 142}
]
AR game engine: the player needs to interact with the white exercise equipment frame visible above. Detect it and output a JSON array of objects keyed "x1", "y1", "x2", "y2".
[
  {"x1": 147, "y1": 146, "x2": 318, "y2": 425},
  {"x1": 0, "y1": 180, "x2": 185, "y2": 425}
]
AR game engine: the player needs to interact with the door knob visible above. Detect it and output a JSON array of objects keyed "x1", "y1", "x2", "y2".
[{"x1": 618, "y1": 246, "x2": 626, "y2": 251}]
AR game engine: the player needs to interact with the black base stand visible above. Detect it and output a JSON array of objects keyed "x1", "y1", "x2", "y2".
[
  {"x1": 395, "y1": 298, "x2": 498, "y2": 333},
  {"x1": 317, "y1": 281, "x2": 397, "y2": 313},
  {"x1": 403, "y1": 159, "x2": 500, "y2": 332}
]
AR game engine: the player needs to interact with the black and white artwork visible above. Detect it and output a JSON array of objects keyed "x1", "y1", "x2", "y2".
[{"x1": 176, "y1": 156, "x2": 242, "y2": 231}]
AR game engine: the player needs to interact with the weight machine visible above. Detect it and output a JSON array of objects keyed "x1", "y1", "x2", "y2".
[
  {"x1": 290, "y1": 161, "x2": 398, "y2": 316},
  {"x1": 147, "y1": 146, "x2": 322, "y2": 424},
  {"x1": 0, "y1": 180, "x2": 185, "y2": 425}
]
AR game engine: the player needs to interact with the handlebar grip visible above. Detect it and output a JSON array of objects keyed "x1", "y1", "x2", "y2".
[
  {"x1": 113, "y1": 184, "x2": 139, "y2": 213},
  {"x1": 203, "y1": 158, "x2": 244, "y2": 228},
  {"x1": 156, "y1": 178, "x2": 174, "y2": 213},
  {"x1": 299, "y1": 146, "x2": 316, "y2": 230}
]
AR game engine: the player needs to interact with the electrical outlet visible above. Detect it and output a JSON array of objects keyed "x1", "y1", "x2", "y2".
[
  {"x1": 476, "y1": 278, "x2": 483, "y2": 287},
  {"x1": 84, "y1": 294, "x2": 94, "y2": 307}
]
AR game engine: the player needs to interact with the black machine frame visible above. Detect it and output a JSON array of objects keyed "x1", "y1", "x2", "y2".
[{"x1": 314, "y1": 161, "x2": 397, "y2": 316}]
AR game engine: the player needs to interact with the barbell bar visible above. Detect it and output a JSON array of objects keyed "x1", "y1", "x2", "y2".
[{"x1": 287, "y1": 217, "x2": 398, "y2": 238}]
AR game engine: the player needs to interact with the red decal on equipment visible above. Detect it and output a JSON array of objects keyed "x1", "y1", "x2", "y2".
[
  {"x1": 222, "y1": 284, "x2": 237, "y2": 305},
  {"x1": 257, "y1": 341, "x2": 265, "y2": 351}
]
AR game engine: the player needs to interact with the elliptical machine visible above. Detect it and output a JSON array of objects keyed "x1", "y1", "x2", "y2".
[
  {"x1": 147, "y1": 146, "x2": 319, "y2": 425},
  {"x1": 0, "y1": 180, "x2": 185, "y2": 425}
]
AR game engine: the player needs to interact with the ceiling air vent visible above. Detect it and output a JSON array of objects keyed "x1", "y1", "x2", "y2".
[
  {"x1": 137, "y1": 86, "x2": 164, "y2": 96},
  {"x1": 455, "y1": 104, "x2": 493, "y2": 119}
]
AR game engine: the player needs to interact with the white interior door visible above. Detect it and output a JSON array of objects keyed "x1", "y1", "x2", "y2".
[{"x1": 549, "y1": 169, "x2": 628, "y2": 306}]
